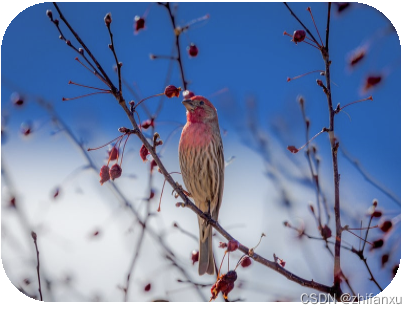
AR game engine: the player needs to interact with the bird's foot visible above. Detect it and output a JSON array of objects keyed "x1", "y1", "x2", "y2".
[
  {"x1": 172, "y1": 182, "x2": 192, "y2": 198},
  {"x1": 203, "y1": 212, "x2": 212, "y2": 226}
]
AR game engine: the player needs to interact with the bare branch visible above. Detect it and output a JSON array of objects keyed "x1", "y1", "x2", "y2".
[{"x1": 31, "y1": 231, "x2": 43, "y2": 301}]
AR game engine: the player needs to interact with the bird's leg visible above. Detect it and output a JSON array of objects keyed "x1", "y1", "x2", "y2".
[
  {"x1": 172, "y1": 182, "x2": 192, "y2": 199},
  {"x1": 204, "y1": 200, "x2": 212, "y2": 226}
]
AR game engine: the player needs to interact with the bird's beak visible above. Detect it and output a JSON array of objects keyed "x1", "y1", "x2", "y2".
[{"x1": 182, "y1": 99, "x2": 196, "y2": 112}]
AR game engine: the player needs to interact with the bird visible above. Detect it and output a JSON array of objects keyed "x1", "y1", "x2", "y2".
[{"x1": 179, "y1": 95, "x2": 224, "y2": 275}]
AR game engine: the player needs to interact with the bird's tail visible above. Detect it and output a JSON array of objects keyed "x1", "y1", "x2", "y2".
[{"x1": 198, "y1": 218, "x2": 214, "y2": 275}]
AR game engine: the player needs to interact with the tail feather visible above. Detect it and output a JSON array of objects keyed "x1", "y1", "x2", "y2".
[{"x1": 198, "y1": 223, "x2": 214, "y2": 275}]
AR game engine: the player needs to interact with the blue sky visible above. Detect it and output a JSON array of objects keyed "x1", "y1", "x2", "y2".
[
  {"x1": 2, "y1": 2, "x2": 400, "y2": 195},
  {"x1": 1, "y1": 2, "x2": 401, "y2": 302}
]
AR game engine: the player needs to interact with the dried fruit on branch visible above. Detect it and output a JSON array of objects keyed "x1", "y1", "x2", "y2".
[
  {"x1": 210, "y1": 270, "x2": 237, "y2": 301},
  {"x1": 109, "y1": 164, "x2": 122, "y2": 180},
  {"x1": 164, "y1": 85, "x2": 181, "y2": 98}
]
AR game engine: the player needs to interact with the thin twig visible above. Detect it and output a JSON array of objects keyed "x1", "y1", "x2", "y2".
[
  {"x1": 362, "y1": 258, "x2": 383, "y2": 292},
  {"x1": 300, "y1": 99, "x2": 323, "y2": 229},
  {"x1": 283, "y1": 3, "x2": 321, "y2": 47},
  {"x1": 106, "y1": 21, "x2": 123, "y2": 95},
  {"x1": 322, "y1": 2, "x2": 343, "y2": 298},
  {"x1": 31, "y1": 231, "x2": 43, "y2": 301},
  {"x1": 160, "y1": 2, "x2": 188, "y2": 90},
  {"x1": 53, "y1": 2, "x2": 117, "y2": 94},
  {"x1": 340, "y1": 146, "x2": 401, "y2": 206}
]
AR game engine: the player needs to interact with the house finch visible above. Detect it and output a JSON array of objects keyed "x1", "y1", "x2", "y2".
[{"x1": 179, "y1": 96, "x2": 224, "y2": 275}]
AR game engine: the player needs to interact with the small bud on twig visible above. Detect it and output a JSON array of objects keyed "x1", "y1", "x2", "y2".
[{"x1": 104, "y1": 13, "x2": 112, "y2": 26}]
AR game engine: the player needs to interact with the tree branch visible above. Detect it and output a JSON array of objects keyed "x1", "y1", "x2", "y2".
[{"x1": 50, "y1": 2, "x2": 335, "y2": 298}]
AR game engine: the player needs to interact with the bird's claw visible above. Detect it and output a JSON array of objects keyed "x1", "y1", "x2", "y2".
[
  {"x1": 172, "y1": 182, "x2": 192, "y2": 198},
  {"x1": 204, "y1": 212, "x2": 212, "y2": 227}
]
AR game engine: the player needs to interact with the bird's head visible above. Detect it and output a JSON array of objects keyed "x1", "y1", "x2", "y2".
[{"x1": 182, "y1": 96, "x2": 217, "y2": 123}]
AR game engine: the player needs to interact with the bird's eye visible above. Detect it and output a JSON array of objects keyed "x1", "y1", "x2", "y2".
[{"x1": 199, "y1": 101, "x2": 204, "y2": 106}]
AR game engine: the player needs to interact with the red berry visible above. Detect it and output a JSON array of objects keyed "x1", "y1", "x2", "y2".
[
  {"x1": 191, "y1": 250, "x2": 199, "y2": 265},
  {"x1": 225, "y1": 270, "x2": 237, "y2": 283},
  {"x1": 108, "y1": 146, "x2": 118, "y2": 161},
  {"x1": 91, "y1": 230, "x2": 100, "y2": 237},
  {"x1": 134, "y1": 16, "x2": 145, "y2": 33},
  {"x1": 287, "y1": 146, "x2": 299, "y2": 154},
  {"x1": 381, "y1": 254, "x2": 389, "y2": 267},
  {"x1": 321, "y1": 225, "x2": 332, "y2": 240},
  {"x1": 53, "y1": 187, "x2": 60, "y2": 199},
  {"x1": 188, "y1": 43, "x2": 198, "y2": 57},
  {"x1": 141, "y1": 119, "x2": 154, "y2": 130},
  {"x1": 364, "y1": 75, "x2": 382, "y2": 92},
  {"x1": 144, "y1": 283, "x2": 151, "y2": 292},
  {"x1": 337, "y1": 3, "x2": 350, "y2": 13},
  {"x1": 241, "y1": 256, "x2": 251, "y2": 268},
  {"x1": 140, "y1": 144, "x2": 149, "y2": 162},
  {"x1": 292, "y1": 30, "x2": 306, "y2": 44},
  {"x1": 20, "y1": 122, "x2": 32, "y2": 136},
  {"x1": 100, "y1": 165, "x2": 110, "y2": 185},
  {"x1": 392, "y1": 264, "x2": 399, "y2": 278},
  {"x1": 164, "y1": 85, "x2": 181, "y2": 98},
  {"x1": 9, "y1": 197, "x2": 16, "y2": 208},
  {"x1": 109, "y1": 164, "x2": 122, "y2": 180},
  {"x1": 227, "y1": 239, "x2": 239, "y2": 252},
  {"x1": 372, "y1": 210, "x2": 382, "y2": 218},
  {"x1": 349, "y1": 49, "x2": 366, "y2": 67},
  {"x1": 11, "y1": 92, "x2": 24, "y2": 106},
  {"x1": 380, "y1": 220, "x2": 393, "y2": 233},
  {"x1": 372, "y1": 239, "x2": 384, "y2": 249}
]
